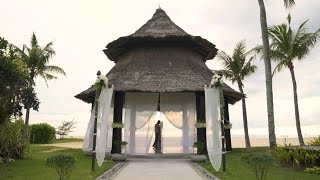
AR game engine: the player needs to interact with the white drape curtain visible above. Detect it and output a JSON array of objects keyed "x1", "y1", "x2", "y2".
[
  {"x1": 160, "y1": 93, "x2": 196, "y2": 153},
  {"x1": 96, "y1": 86, "x2": 114, "y2": 166},
  {"x1": 124, "y1": 92, "x2": 158, "y2": 154},
  {"x1": 204, "y1": 87, "x2": 222, "y2": 171},
  {"x1": 82, "y1": 87, "x2": 114, "y2": 167}
]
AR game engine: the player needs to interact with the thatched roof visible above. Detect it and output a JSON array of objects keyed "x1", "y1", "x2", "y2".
[
  {"x1": 75, "y1": 47, "x2": 244, "y2": 104},
  {"x1": 75, "y1": 8, "x2": 244, "y2": 104},
  {"x1": 103, "y1": 8, "x2": 218, "y2": 62}
]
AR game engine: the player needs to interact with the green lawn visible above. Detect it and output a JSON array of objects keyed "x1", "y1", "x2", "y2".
[
  {"x1": 0, "y1": 145, "x2": 116, "y2": 180},
  {"x1": 199, "y1": 147, "x2": 320, "y2": 180},
  {"x1": 52, "y1": 138, "x2": 83, "y2": 144}
]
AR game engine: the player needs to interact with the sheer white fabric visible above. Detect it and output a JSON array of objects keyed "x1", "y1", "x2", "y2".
[
  {"x1": 124, "y1": 93, "x2": 158, "y2": 154},
  {"x1": 204, "y1": 87, "x2": 222, "y2": 171},
  {"x1": 82, "y1": 108, "x2": 95, "y2": 153},
  {"x1": 160, "y1": 93, "x2": 196, "y2": 153},
  {"x1": 82, "y1": 103, "x2": 113, "y2": 154},
  {"x1": 96, "y1": 86, "x2": 114, "y2": 166}
]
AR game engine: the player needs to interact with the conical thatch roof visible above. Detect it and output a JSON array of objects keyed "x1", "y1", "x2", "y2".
[
  {"x1": 104, "y1": 8, "x2": 218, "y2": 62},
  {"x1": 75, "y1": 8, "x2": 244, "y2": 104}
]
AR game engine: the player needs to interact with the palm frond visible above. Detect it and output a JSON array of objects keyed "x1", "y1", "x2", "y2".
[
  {"x1": 283, "y1": 0, "x2": 295, "y2": 9},
  {"x1": 45, "y1": 65, "x2": 66, "y2": 76}
]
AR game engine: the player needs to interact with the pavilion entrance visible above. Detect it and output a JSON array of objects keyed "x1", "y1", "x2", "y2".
[{"x1": 123, "y1": 92, "x2": 196, "y2": 155}]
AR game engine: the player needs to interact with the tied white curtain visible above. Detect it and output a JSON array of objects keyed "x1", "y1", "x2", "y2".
[
  {"x1": 82, "y1": 86, "x2": 114, "y2": 167},
  {"x1": 96, "y1": 86, "x2": 114, "y2": 166},
  {"x1": 124, "y1": 93, "x2": 158, "y2": 154},
  {"x1": 160, "y1": 93, "x2": 196, "y2": 153},
  {"x1": 204, "y1": 87, "x2": 222, "y2": 171}
]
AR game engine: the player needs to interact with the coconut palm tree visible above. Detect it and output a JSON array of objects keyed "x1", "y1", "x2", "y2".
[
  {"x1": 17, "y1": 33, "x2": 66, "y2": 136},
  {"x1": 217, "y1": 40, "x2": 257, "y2": 148},
  {"x1": 268, "y1": 15, "x2": 320, "y2": 146},
  {"x1": 257, "y1": 0, "x2": 295, "y2": 149}
]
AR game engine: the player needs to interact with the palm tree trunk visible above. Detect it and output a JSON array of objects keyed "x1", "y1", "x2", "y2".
[
  {"x1": 24, "y1": 108, "x2": 30, "y2": 139},
  {"x1": 257, "y1": 0, "x2": 277, "y2": 149},
  {"x1": 288, "y1": 63, "x2": 304, "y2": 145},
  {"x1": 238, "y1": 82, "x2": 251, "y2": 148}
]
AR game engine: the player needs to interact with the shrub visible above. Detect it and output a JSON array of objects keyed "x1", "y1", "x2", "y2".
[
  {"x1": 290, "y1": 147, "x2": 306, "y2": 167},
  {"x1": 272, "y1": 146, "x2": 291, "y2": 166},
  {"x1": 241, "y1": 153, "x2": 274, "y2": 180},
  {"x1": 30, "y1": 123, "x2": 55, "y2": 144},
  {"x1": 46, "y1": 154, "x2": 76, "y2": 180},
  {"x1": 305, "y1": 166, "x2": 320, "y2": 174},
  {"x1": 0, "y1": 120, "x2": 28, "y2": 159},
  {"x1": 308, "y1": 136, "x2": 320, "y2": 146}
]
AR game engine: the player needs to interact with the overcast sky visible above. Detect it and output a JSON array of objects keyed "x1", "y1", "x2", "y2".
[{"x1": 1, "y1": 0, "x2": 319, "y2": 138}]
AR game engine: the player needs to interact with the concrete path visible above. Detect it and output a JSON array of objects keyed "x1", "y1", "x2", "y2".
[{"x1": 113, "y1": 159, "x2": 204, "y2": 180}]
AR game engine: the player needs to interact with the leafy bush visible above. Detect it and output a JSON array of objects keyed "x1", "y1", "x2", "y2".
[
  {"x1": 290, "y1": 147, "x2": 308, "y2": 167},
  {"x1": 272, "y1": 146, "x2": 291, "y2": 166},
  {"x1": 304, "y1": 166, "x2": 320, "y2": 174},
  {"x1": 30, "y1": 123, "x2": 55, "y2": 144},
  {"x1": 273, "y1": 146, "x2": 320, "y2": 168},
  {"x1": 241, "y1": 153, "x2": 274, "y2": 180},
  {"x1": 46, "y1": 154, "x2": 76, "y2": 180},
  {"x1": 308, "y1": 136, "x2": 320, "y2": 146},
  {"x1": 0, "y1": 120, "x2": 28, "y2": 159}
]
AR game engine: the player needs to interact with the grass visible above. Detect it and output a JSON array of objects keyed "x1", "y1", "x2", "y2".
[
  {"x1": 0, "y1": 145, "x2": 116, "y2": 180},
  {"x1": 199, "y1": 147, "x2": 320, "y2": 180},
  {"x1": 52, "y1": 138, "x2": 83, "y2": 144}
]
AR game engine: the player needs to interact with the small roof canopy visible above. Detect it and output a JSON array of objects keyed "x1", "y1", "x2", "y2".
[{"x1": 103, "y1": 8, "x2": 218, "y2": 62}]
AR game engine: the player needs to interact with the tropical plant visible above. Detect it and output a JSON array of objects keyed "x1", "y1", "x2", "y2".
[
  {"x1": 305, "y1": 166, "x2": 320, "y2": 174},
  {"x1": 268, "y1": 16, "x2": 320, "y2": 146},
  {"x1": 0, "y1": 37, "x2": 39, "y2": 124},
  {"x1": 308, "y1": 136, "x2": 320, "y2": 146},
  {"x1": 46, "y1": 154, "x2": 76, "y2": 180},
  {"x1": 217, "y1": 40, "x2": 257, "y2": 148},
  {"x1": 272, "y1": 146, "x2": 291, "y2": 166},
  {"x1": 0, "y1": 119, "x2": 28, "y2": 159},
  {"x1": 15, "y1": 33, "x2": 66, "y2": 137},
  {"x1": 256, "y1": 0, "x2": 296, "y2": 149},
  {"x1": 241, "y1": 153, "x2": 275, "y2": 180}
]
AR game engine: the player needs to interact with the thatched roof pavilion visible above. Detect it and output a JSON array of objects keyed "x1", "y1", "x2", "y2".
[
  {"x1": 76, "y1": 8, "x2": 243, "y2": 153},
  {"x1": 75, "y1": 8, "x2": 243, "y2": 104}
]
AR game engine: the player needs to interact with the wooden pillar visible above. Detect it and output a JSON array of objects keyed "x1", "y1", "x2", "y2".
[
  {"x1": 111, "y1": 91, "x2": 124, "y2": 154},
  {"x1": 224, "y1": 99, "x2": 232, "y2": 151},
  {"x1": 195, "y1": 91, "x2": 207, "y2": 155}
]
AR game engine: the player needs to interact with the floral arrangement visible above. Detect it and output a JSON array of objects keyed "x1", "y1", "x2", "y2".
[
  {"x1": 195, "y1": 122, "x2": 206, "y2": 128},
  {"x1": 112, "y1": 122, "x2": 124, "y2": 128},
  {"x1": 224, "y1": 122, "x2": 232, "y2": 129},
  {"x1": 95, "y1": 72, "x2": 108, "y2": 91},
  {"x1": 210, "y1": 74, "x2": 223, "y2": 88}
]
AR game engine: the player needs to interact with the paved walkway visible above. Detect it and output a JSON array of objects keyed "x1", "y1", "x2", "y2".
[{"x1": 112, "y1": 159, "x2": 204, "y2": 180}]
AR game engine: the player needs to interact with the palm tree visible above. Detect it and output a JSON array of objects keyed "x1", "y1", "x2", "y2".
[
  {"x1": 268, "y1": 15, "x2": 320, "y2": 146},
  {"x1": 217, "y1": 41, "x2": 257, "y2": 148},
  {"x1": 257, "y1": 0, "x2": 295, "y2": 149},
  {"x1": 17, "y1": 33, "x2": 66, "y2": 136}
]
